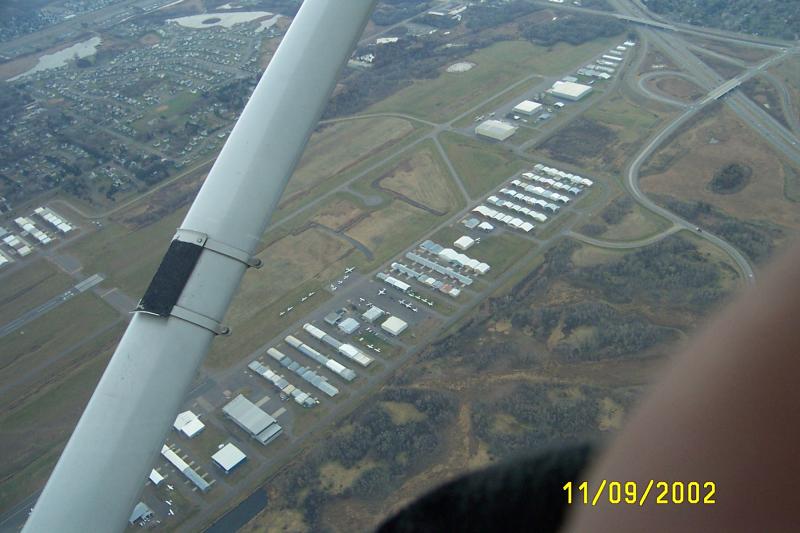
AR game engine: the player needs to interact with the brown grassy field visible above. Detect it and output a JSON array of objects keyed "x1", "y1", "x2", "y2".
[
  {"x1": 740, "y1": 75, "x2": 791, "y2": 130},
  {"x1": 651, "y1": 75, "x2": 705, "y2": 103},
  {"x1": 281, "y1": 117, "x2": 416, "y2": 207},
  {"x1": 538, "y1": 90, "x2": 674, "y2": 173},
  {"x1": 641, "y1": 108, "x2": 800, "y2": 232},
  {"x1": 377, "y1": 145, "x2": 463, "y2": 214},
  {"x1": 638, "y1": 48, "x2": 679, "y2": 74}
]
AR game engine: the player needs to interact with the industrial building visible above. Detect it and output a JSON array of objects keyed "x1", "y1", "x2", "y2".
[
  {"x1": 149, "y1": 469, "x2": 164, "y2": 486},
  {"x1": 391, "y1": 262, "x2": 462, "y2": 297},
  {"x1": 129, "y1": 502, "x2": 154, "y2": 525},
  {"x1": 377, "y1": 272, "x2": 411, "y2": 292},
  {"x1": 382, "y1": 316, "x2": 408, "y2": 336},
  {"x1": 324, "y1": 310, "x2": 343, "y2": 325},
  {"x1": 286, "y1": 334, "x2": 358, "y2": 380},
  {"x1": 173, "y1": 410, "x2": 205, "y2": 438},
  {"x1": 222, "y1": 394, "x2": 283, "y2": 445},
  {"x1": 454, "y1": 235, "x2": 475, "y2": 251},
  {"x1": 160, "y1": 445, "x2": 211, "y2": 492},
  {"x1": 512, "y1": 100, "x2": 543, "y2": 116},
  {"x1": 212, "y1": 443, "x2": 247, "y2": 474},
  {"x1": 34, "y1": 207, "x2": 73, "y2": 233},
  {"x1": 407, "y1": 250, "x2": 474, "y2": 285},
  {"x1": 419, "y1": 240, "x2": 490, "y2": 275},
  {"x1": 248, "y1": 360, "x2": 318, "y2": 407},
  {"x1": 475, "y1": 119, "x2": 517, "y2": 141},
  {"x1": 302, "y1": 323, "x2": 373, "y2": 367},
  {"x1": 338, "y1": 317, "x2": 360, "y2": 335},
  {"x1": 267, "y1": 347, "x2": 339, "y2": 397},
  {"x1": 362, "y1": 305, "x2": 385, "y2": 323},
  {"x1": 462, "y1": 217, "x2": 480, "y2": 229},
  {"x1": 548, "y1": 80, "x2": 593, "y2": 101}
]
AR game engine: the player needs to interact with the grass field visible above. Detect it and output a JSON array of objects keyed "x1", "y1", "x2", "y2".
[
  {"x1": 0, "y1": 260, "x2": 74, "y2": 325},
  {"x1": 134, "y1": 91, "x2": 200, "y2": 132},
  {"x1": 68, "y1": 207, "x2": 187, "y2": 297},
  {"x1": 650, "y1": 75, "x2": 705, "y2": 103},
  {"x1": 0, "y1": 343, "x2": 115, "y2": 512},
  {"x1": 283, "y1": 117, "x2": 416, "y2": 203},
  {"x1": 438, "y1": 132, "x2": 526, "y2": 198},
  {"x1": 369, "y1": 38, "x2": 619, "y2": 123},
  {"x1": 641, "y1": 107, "x2": 800, "y2": 232},
  {"x1": 376, "y1": 142, "x2": 464, "y2": 213},
  {"x1": 0, "y1": 293, "x2": 117, "y2": 390},
  {"x1": 451, "y1": 79, "x2": 543, "y2": 129}
]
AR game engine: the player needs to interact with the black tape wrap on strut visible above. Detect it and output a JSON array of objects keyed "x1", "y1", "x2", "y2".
[{"x1": 137, "y1": 240, "x2": 204, "y2": 317}]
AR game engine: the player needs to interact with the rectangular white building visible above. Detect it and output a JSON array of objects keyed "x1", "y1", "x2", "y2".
[
  {"x1": 212, "y1": 443, "x2": 247, "y2": 474},
  {"x1": 382, "y1": 316, "x2": 408, "y2": 336},
  {"x1": 476, "y1": 119, "x2": 517, "y2": 141},
  {"x1": 549, "y1": 81, "x2": 593, "y2": 101},
  {"x1": 512, "y1": 100, "x2": 543, "y2": 116}
]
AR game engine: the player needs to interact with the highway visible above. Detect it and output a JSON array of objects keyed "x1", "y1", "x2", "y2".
[{"x1": 605, "y1": 0, "x2": 800, "y2": 284}]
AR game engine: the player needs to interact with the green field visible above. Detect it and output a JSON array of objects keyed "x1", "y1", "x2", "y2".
[
  {"x1": 134, "y1": 91, "x2": 200, "y2": 132},
  {"x1": 369, "y1": 38, "x2": 619, "y2": 123},
  {"x1": 438, "y1": 131, "x2": 526, "y2": 198}
]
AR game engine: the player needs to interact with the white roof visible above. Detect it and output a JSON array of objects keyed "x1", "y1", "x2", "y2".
[
  {"x1": 513, "y1": 100, "x2": 542, "y2": 114},
  {"x1": 174, "y1": 410, "x2": 205, "y2": 437},
  {"x1": 381, "y1": 316, "x2": 408, "y2": 336},
  {"x1": 222, "y1": 395, "x2": 276, "y2": 436},
  {"x1": 550, "y1": 80, "x2": 593, "y2": 99},
  {"x1": 475, "y1": 119, "x2": 517, "y2": 140},
  {"x1": 212, "y1": 443, "x2": 247, "y2": 472},
  {"x1": 149, "y1": 469, "x2": 164, "y2": 485},
  {"x1": 454, "y1": 235, "x2": 474, "y2": 250}
]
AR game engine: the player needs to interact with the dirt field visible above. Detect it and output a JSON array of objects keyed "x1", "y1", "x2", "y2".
[
  {"x1": 651, "y1": 75, "x2": 705, "y2": 103},
  {"x1": 378, "y1": 145, "x2": 463, "y2": 213},
  {"x1": 641, "y1": 108, "x2": 800, "y2": 232},
  {"x1": 310, "y1": 194, "x2": 367, "y2": 231}
]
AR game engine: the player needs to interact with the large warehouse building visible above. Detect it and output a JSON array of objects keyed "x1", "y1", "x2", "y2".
[
  {"x1": 512, "y1": 100, "x2": 543, "y2": 116},
  {"x1": 475, "y1": 119, "x2": 517, "y2": 141},
  {"x1": 548, "y1": 80, "x2": 593, "y2": 101},
  {"x1": 222, "y1": 394, "x2": 283, "y2": 445}
]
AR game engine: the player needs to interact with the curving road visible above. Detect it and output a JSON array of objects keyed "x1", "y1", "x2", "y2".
[{"x1": 567, "y1": 226, "x2": 681, "y2": 249}]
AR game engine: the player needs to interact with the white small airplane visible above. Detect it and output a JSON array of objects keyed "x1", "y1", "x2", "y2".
[
  {"x1": 308, "y1": 291, "x2": 316, "y2": 297},
  {"x1": 378, "y1": 288, "x2": 386, "y2": 295},
  {"x1": 286, "y1": 306, "x2": 294, "y2": 312},
  {"x1": 345, "y1": 267, "x2": 355, "y2": 274},
  {"x1": 279, "y1": 311, "x2": 286, "y2": 317},
  {"x1": 358, "y1": 297, "x2": 365, "y2": 302},
  {"x1": 343, "y1": 274, "x2": 350, "y2": 280},
  {"x1": 336, "y1": 280, "x2": 343, "y2": 285},
  {"x1": 374, "y1": 347, "x2": 381, "y2": 353},
  {"x1": 301, "y1": 296, "x2": 308, "y2": 302},
  {"x1": 168, "y1": 509, "x2": 175, "y2": 516},
  {"x1": 331, "y1": 285, "x2": 338, "y2": 292},
  {"x1": 167, "y1": 484, "x2": 174, "y2": 490},
  {"x1": 165, "y1": 500, "x2": 172, "y2": 506},
  {"x1": 412, "y1": 307, "x2": 418, "y2": 313},
  {"x1": 399, "y1": 299, "x2": 406, "y2": 305}
]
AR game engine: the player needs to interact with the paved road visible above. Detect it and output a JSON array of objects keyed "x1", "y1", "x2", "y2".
[{"x1": 567, "y1": 226, "x2": 680, "y2": 249}]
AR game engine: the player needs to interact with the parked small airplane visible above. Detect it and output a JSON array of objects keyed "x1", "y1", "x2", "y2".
[
  {"x1": 345, "y1": 267, "x2": 355, "y2": 274},
  {"x1": 378, "y1": 288, "x2": 386, "y2": 295}
]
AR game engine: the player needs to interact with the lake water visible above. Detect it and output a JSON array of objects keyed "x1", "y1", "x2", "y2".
[{"x1": 10, "y1": 36, "x2": 103, "y2": 81}]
